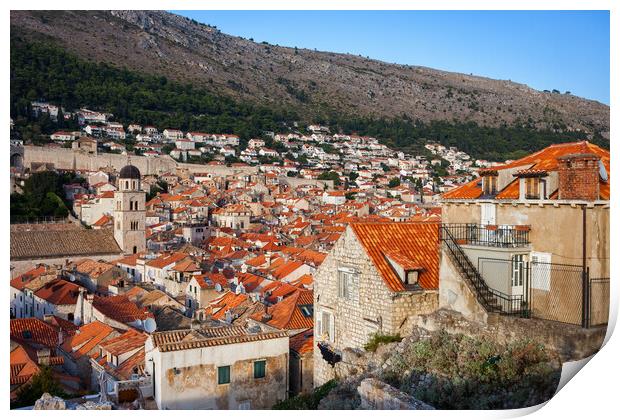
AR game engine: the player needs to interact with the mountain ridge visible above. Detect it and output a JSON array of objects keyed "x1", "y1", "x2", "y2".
[{"x1": 10, "y1": 10, "x2": 609, "y2": 138}]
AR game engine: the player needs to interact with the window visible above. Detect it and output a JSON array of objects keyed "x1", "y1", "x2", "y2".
[
  {"x1": 511, "y1": 254, "x2": 526, "y2": 287},
  {"x1": 483, "y1": 175, "x2": 498, "y2": 195},
  {"x1": 318, "y1": 311, "x2": 335, "y2": 342},
  {"x1": 338, "y1": 268, "x2": 356, "y2": 300},
  {"x1": 218, "y1": 366, "x2": 230, "y2": 384},
  {"x1": 254, "y1": 360, "x2": 266, "y2": 379},
  {"x1": 299, "y1": 304, "x2": 313, "y2": 318},
  {"x1": 525, "y1": 178, "x2": 540, "y2": 199}
]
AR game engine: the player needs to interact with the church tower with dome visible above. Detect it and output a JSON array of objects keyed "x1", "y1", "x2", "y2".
[{"x1": 114, "y1": 164, "x2": 146, "y2": 254}]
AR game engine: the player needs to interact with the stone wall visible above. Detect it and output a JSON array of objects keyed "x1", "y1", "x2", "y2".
[
  {"x1": 23, "y1": 145, "x2": 258, "y2": 177},
  {"x1": 145, "y1": 336, "x2": 290, "y2": 409},
  {"x1": 357, "y1": 378, "x2": 434, "y2": 410},
  {"x1": 417, "y1": 309, "x2": 606, "y2": 362},
  {"x1": 438, "y1": 248, "x2": 489, "y2": 324}
]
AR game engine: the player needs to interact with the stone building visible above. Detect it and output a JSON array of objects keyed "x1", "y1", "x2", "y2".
[
  {"x1": 211, "y1": 203, "x2": 252, "y2": 230},
  {"x1": 144, "y1": 326, "x2": 289, "y2": 409},
  {"x1": 113, "y1": 164, "x2": 146, "y2": 255},
  {"x1": 313, "y1": 222, "x2": 440, "y2": 386},
  {"x1": 10, "y1": 223, "x2": 123, "y2": 276},
  {"x1": 440, "y1": 141, "x2": 610, "y2": 326}
]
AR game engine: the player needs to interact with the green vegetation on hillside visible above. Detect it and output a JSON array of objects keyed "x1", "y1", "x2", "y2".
[
  {"x1": 380, "y1": 331, "x2": 560, "y2": 409},
  {"x1": 10, "y1": 171, "x2": 81, "y2": 223},
  {"x1": 10, "y1": 35, "x2": 609, "y2": 161},
  {"x1": 10, "y1": 36, "x2": 298, "y2": 143}
]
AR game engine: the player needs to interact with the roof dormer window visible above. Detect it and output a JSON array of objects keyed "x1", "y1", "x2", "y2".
[
  {"x1": 384, "y1": 251, "x2": 423, "y2": 289},
  {"x1": 479, "y1": 169, "x2": 499, "y2": 196},
  {"x1": 514, "y1": 169, "x2": 548, "y2": 200}
]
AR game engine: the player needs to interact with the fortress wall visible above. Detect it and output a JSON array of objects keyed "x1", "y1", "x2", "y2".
[{"x1": 22, "y1": 145, "x2": 258, "y2": 177}]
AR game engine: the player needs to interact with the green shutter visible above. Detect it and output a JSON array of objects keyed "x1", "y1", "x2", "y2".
[
  {"x1": 254, "y1": 360, "x2": 266, "y2": 379},
  {"x1": 218, "y1": 366, "x2": 230, "y2": 384}
]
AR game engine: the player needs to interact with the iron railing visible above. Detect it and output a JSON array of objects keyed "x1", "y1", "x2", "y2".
[
  {"x1": 440, "y1": 226, "x2": 529, "y2": 316},
  {"x1": 442, "y1": 223, "x2": 531, "y2": 248}
]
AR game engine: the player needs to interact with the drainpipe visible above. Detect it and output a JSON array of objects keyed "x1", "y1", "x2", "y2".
[{"x1": 581, "y1": 205, "x2": 588, "y2": 328}]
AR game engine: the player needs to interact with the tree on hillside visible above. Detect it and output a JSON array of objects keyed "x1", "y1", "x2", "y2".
[
  {"x1": 12, "y1": 366, "x2": 68, "y2": 409},
  {"x1": 318, "y1": 171, "x2": 341, "y2": 186},
  {"x1": 388, "y1": 177, "x2": 401, "y2": 188}
]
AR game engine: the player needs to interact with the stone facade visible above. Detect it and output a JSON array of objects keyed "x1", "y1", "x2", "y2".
[
  {"x1": 313, "y1": 227, "x2": 438, "y2": 386},
  {"x1": 145, "y1": 333, "x2": 289, "y2": 409},
  {"x1": 114, "y1": 172, "x2": 146, "y2": 255}
]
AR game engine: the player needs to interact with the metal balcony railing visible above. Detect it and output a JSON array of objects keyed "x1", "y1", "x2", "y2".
[{"x1": 441, "y1": 223, "x2": 530, "y2": 248}]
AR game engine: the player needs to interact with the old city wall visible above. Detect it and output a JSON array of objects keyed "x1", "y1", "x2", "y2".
[{"x1": 22, "y1": 145, "x2": 258, "y2": 177}]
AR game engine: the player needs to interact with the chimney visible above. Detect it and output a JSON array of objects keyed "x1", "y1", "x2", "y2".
[
  {"x1": 261, "y1": 304, "x2": 272, "y2": 322},
  {"x1": 557, "y1": 153, "x2": 601, "y2": 201}
]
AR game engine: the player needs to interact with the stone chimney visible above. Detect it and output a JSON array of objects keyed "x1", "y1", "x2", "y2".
[{"x1": 557, "y1": 153, "x2": 601, "y2": 201}]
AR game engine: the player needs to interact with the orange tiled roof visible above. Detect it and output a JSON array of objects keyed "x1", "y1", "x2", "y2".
[
  {"x1": 289, "y1": 328, "x2": 314, "y2": 355},
  {"x1": 93, "y1": 295, "x2": 152, "y2": 323},
  {"x1": 34, "y1": 279, "x2": 80, "y2": 305},
  {"x1": 350, "y1": 222, "x2": 440, "y2": 292},
  {"x1": 251, "y1": 289, "x2": 313, "y2": 330},
  {"x1": 99, "y1": 328, "x2": 147, "y2": 356},
  {"x1": 10, "y1": 265, "x2": 48, "y2": 290},
  {"x1": 443, "y1": 141, "x2": 610, "y2": 200},
  {"x1": 61, "y1": 321, "x2": 116, "y2": 358},
  {"x1": 10, "y1": 318, "x2": 60, "y2": 348},
  {"x1": 10, "y1": 344, "x2": 40, "y2": 386}
]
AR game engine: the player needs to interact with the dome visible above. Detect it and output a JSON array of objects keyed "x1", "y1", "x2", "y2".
[{"x1": 119, "y1": 164, "x2": 141, "y2": 179}]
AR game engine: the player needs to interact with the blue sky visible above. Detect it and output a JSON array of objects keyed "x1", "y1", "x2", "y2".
[{"x1": 171, "y1": 10, "x2": 610, "y2": 104}]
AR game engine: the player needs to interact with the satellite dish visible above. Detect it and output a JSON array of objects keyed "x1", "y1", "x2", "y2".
[
  {"x1": 143, "y1": 318, "x2": 157, "y2": 333},
  {"x1": 599, "y1": 161, "x2": 608, "y2": 182}
]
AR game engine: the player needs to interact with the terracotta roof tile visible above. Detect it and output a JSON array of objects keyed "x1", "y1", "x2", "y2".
[
  {"x1": 150, "y1": 326, "x2": 288, "y2": 352},
  {"x1": 61, "y1": 321, "x2": 116, "y2": 358},
  {"x1": 10, "y1": 318, "x2": 60, "y2": 348},
  {"x1": 251, "y1": 290, "x2": 313, "y2": 330},
  {"x1": 10, "y1": 229, "x2": 122, "y2": 260},
  {"x1": 350, "y1": 222, "x2": 440, "y2": 292},
  {"x1": 289, "y1": 328, "x2": 314, "y2": 355},
  {"x1": 34, "y1": 279, "x2": 80, "y2": 305},
  {"x1": 443, "y1": 141, "x2": 610, "y2": 201}
]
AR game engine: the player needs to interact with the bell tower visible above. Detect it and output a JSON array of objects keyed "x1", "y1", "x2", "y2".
[{"x1": 114, "y1": 164, "x2": 146, "y2": 254}]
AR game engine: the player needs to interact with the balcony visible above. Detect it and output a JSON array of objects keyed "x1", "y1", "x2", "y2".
[{"x1": 441, "y1": 223, "x2": 531, "y2": 248}]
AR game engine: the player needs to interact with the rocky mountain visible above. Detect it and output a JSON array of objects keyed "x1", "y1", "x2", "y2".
[{"x1": 10, "y1": 10, "x2": 609, "y2": 137}]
